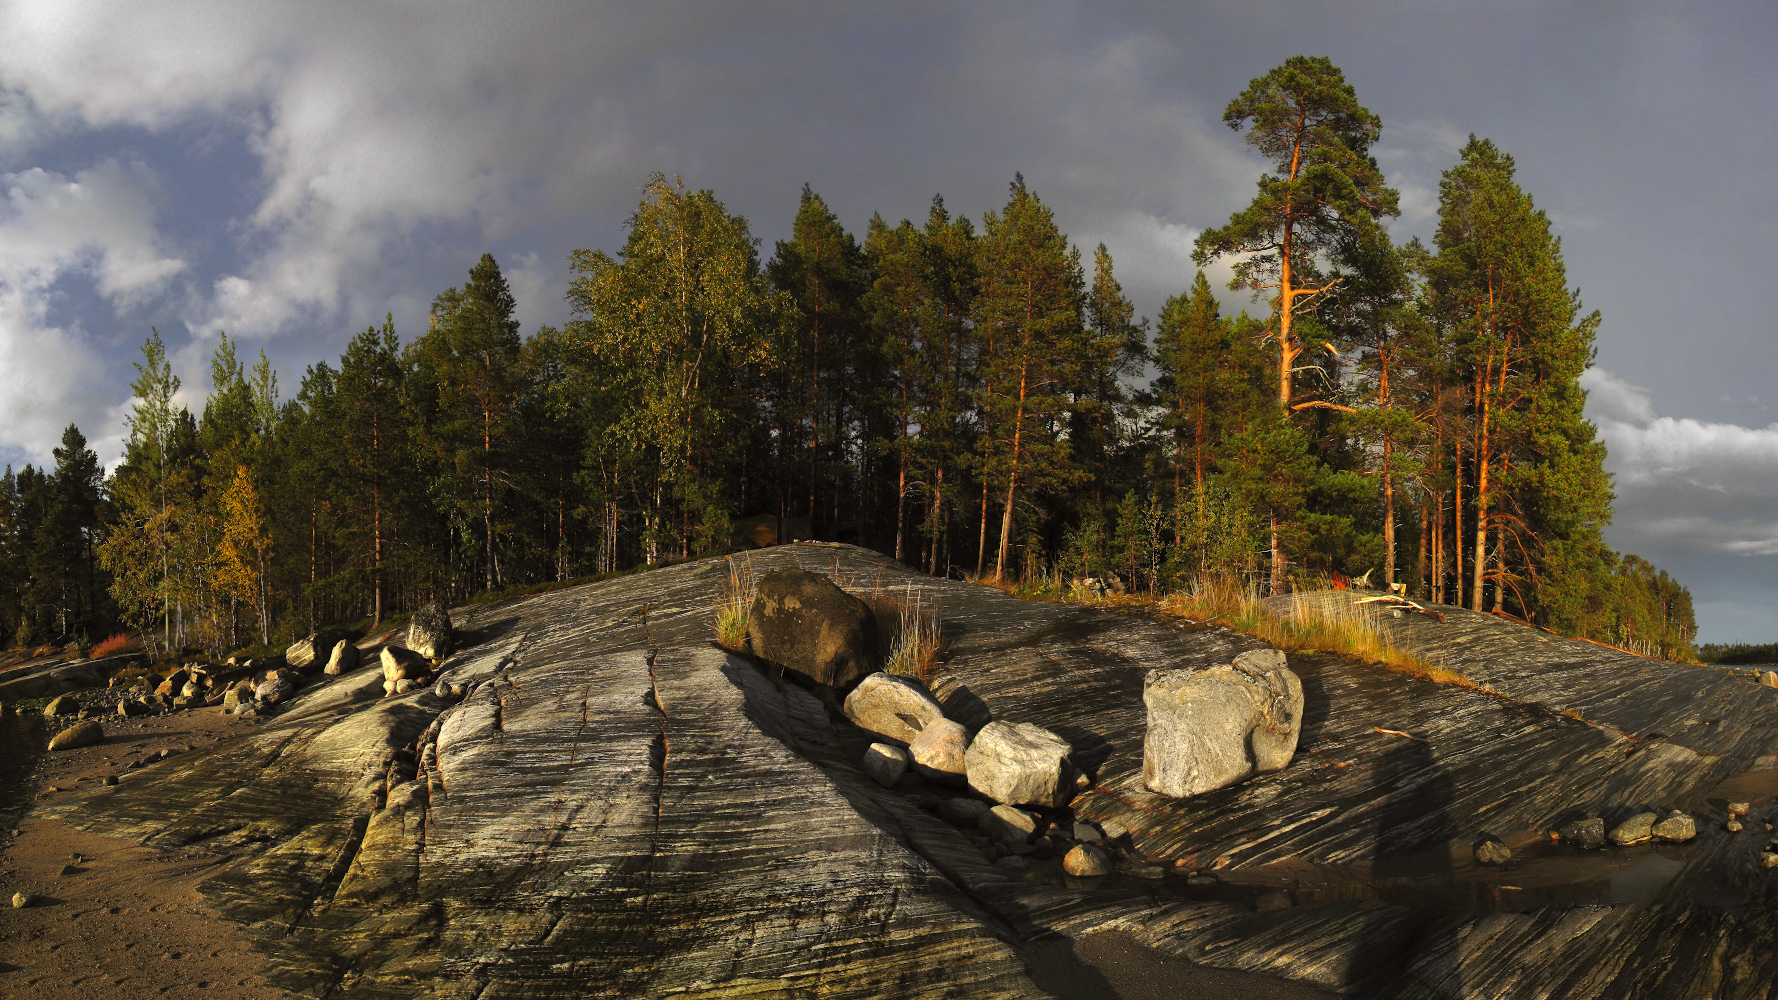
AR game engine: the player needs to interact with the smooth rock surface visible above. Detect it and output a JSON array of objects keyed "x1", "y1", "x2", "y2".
[
  {"x1": 863, "y1": 742, "x2": 908, "y2": 787},
  {"x1": 745, "y1": 567, "x2": 879, "y2": 687},
  {"x1": 965, "y1": 720, "x2": 1073, "y2": 808},
  {"x1": 844, "y1": 671, "x2": 945, "y2": 745},
  {"x1": 909, "y1": 717, "x2": 970, "y2": 785},
  {"x1": 1142, "y1": 648, "x2": 1303, "y2": 798}
]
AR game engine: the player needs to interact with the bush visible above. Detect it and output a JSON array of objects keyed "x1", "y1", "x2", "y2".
[{"x1": 91, "y1": 633, "x2": 141, "y2": 658}]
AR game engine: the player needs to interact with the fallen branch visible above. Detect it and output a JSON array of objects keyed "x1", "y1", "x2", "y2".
[{"x1": 1373, "y1": 727, "x2": 1430, "y2": 743}]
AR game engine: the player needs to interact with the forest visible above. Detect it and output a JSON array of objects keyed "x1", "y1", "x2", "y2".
[{"x1": 0, "y1": 56, "x2": 1698, "y2": 662}]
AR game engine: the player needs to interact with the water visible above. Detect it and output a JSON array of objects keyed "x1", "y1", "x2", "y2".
[{"x1": 0, "y1": 710, "x2": 45, "y2": 831}]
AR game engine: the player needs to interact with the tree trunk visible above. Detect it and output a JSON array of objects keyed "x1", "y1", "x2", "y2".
[
  {"x1": 1453, "y1": 436, "x2": 1465, "y2": 609},
  {"x1": 1472, "y1": 349, "x2": 1492, "y2": 613},
  {"x1": 995, "y1": 360, "x2": 1030, "y2": 580}
]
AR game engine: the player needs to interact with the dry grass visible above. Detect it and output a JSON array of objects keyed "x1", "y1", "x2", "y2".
[
  {"x1": 880, "y1": 583, "x2": 943, "y2": 682},
  {"x1": 92, "y1": 633, "x2": 140, "y2": 658},
  {"x1": 714, "y1": 556, "x2": 756, "y2": 652}
]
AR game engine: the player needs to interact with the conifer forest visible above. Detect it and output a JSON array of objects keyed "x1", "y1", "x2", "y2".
[{"x1": 0, "y1": 57, "x2": 1698, "y2": 662}]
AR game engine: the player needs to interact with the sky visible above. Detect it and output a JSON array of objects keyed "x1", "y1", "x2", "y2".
[{"x1": 0, "y1": 1, "x2": 1773, "y2": 641}]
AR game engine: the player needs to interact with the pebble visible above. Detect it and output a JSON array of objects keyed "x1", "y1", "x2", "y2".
[
  {"x1": 1609, "y1": 812, "x2": 1658, "y2": 846},
  {"x1": 1652, "y1": 811, "x2": 1696, "y2": 843},
  {"x1": 1062, "y1": 843, "x2": 1113, "y2": 877},
  {"x1": 1728, "y1": 802, "x2": 1751, "y2": 817},
  {"x1": 862, "y1": 743, "x2": 909, "y2": 788},
  {"x1": 1763, "y1": 852, "x2": 1778, "y2": 870},
  {"x1": 1474, "y1": 836, "x2": 1513, "y2": 866},
  {"x1": 1728, "y1": 818, "x2": 1744, "y2": 833},
  {"x1": 1558, "y1": 817, "x2": 1606, "y2": 850},
  {"x1": 1073, "y1": 821, "x2": 1103, "y2": 843},
  {"x1": 102, "y1": 775, "x2": 118, "y2": 786},
  {"x1": 11, "y1": 891, "x2": 34, "y2": 908}
]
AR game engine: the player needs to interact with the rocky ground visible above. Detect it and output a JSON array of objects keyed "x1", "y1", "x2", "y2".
[{"x1": 1, "y1": 543, "x2": 1775, "y2": 998}]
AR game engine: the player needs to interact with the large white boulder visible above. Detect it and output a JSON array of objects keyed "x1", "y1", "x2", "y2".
[
  {"x1": 1142, "y1": 648, "x2": 1303, "y2": 798},
  {"x1": 843, "y1": 672, "x2": 945, "y2": 745},
  {"x1": 964, "y1": 720, "x2": 1073, "y2": 808}
]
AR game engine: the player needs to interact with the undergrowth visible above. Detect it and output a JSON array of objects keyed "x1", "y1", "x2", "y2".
[
  {"x1": 715, "y1": 556, "x2": 756, "y2": 652},
  {"x1": 879, "y1": 583, "x2": 943, "y2": 682}
]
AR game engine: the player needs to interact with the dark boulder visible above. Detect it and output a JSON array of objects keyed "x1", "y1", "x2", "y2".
[
  {"x1": 745, "y1": 568, "x2": 878, "y2": 688},
  {"x1": 407, "y1": 601, "x2": 453, "y2": 660},
  {"x1": 287, "y1": 629, "x2": 348, "y2": 672}
]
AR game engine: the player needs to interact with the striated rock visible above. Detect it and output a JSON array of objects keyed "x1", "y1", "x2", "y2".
[
  {"x1": 1610, "y1": 811, "x2": 1659, "y2": 846},
  {"x1": 407, "y1": 601, "x2": 453, "y2": 660},
  {"x1": 1063, "y1": 843, "x2": 1113, "y2": 877},
  {"x1": 980, "y1": 804, "x2": 1039, "y2": 845},
  {"x1": 48, "y1": 719, "x2": 102, "y2": 751},
  {"x1": 965, "y1": 720, "x2": 1073, "y2": 808},
  {"x1": 1142, "y1": 648, "x2": 1303, "y2": 798},
  {"x1": 1653, "y1": 811, "x2": 1696, "y2": 842},
  {"x1": 324, "y1": 639, "x2": 359, "y2": 676},
  {"x1": 745, "y1": 568, "x2": 878, "y2": 688},
  {"x1": 286, "y1": 629, "x2": 347, "y2": 671},
  {"x1": 43, "y1": 694, "x2": 80, "y2": 717},
  {"x1": 862, "y1": 742, "x2": 908, "y2": 787},
  {"x1": 1474, "y1": 836, "x2": 1513, "y2": 866},
  {"x1": 842, "y1": 671, "x2": 944, "y2": 745},
  {"x1": 908, "y1": 717, "x2": 969, "y2": 785},
  {"x1": 1560, "y1": 816, "x2": 1606, "y2": 850}
]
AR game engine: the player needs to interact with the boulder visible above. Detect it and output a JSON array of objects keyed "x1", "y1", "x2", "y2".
[
  {"x1": 1762, "y1": 671, "x2": 1778, "y2": 689},
  {"x1": 287, "y1": 629, "x2": 348, "y2": 671},
  {"x1": 979, "y1": 804, "x2": 1039, "y2": 845},
  {"x1": 843, "y1": 672, "x2": 945, "y2": 745},
  {"x1": 393, "y1": 678, "x2": 421, "y2": 695},
  {"x1": 908, "y1": 718, "x2": 969, "y2": 785},
  {"x1": 324, "y1": 639, "x2": 360, "y2": 676},
  {"x1": 222, "y1": 681, "x2": 252, "y2": 711},
  {"x1": 180, "y1": 679, "x2": 203, "y2": 699},
  {"x1": 153, "y1": 669, "x2": 187, "y2": 698},
  {"x1": 964, "y1": 721, "x2": 1073, "y2": 808},
  {"x1": 745, "y1": 568, "x2": 879, "y2": 688},
  {"x1": 1653, "y1": 811, "x2": 1696, "y2": 842},
  {"x1": 255, "y1": 669, "x2": 299, "y2": 706},
  {"x1": 1730, "y1": 801, "x2": 1751, "y2": 817},
  {"x1": 1559, "y1": 816, "x2": 1606, "y2": 850},
  {"x1": 862, "y1": 743, "x2": 908, "y2": 788},
  {"x1": 381, "y1": 645, "x2": 429, "y2": 685},
  {"x1": 1474, "y1": 836, "x2": 1513, "y2": 866},
  {"x1": 1142, "y1": 648, "x2": 1303, "y2": 798},
  {"x1": 1609, "y1": 811, "x2": 1659, "y2": 846},
  {"x1": 937, "y1": 797, "x2": 991, "y2": 827},
  {"x1": 48, "y1": 719, "x2": 103, "y2": 751},
  {"x1": 116, "y1": 698, "x2": 150, "y2": 717},
  {"x1": 43, "y1": 694, "x2": 80, "y2": 717},
  {"x1": 408, "y1": 601, "x2": 453, "y2": 661},
  {"x1": 1063, "y1": 843, "x2": 1113, "y2": 877}
]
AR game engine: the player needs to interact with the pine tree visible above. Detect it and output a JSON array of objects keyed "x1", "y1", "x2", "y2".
[
  {"x1": 335, "y1": 316, "x2": 406, "y2": 623},
  {"x1": 99, "y1": 330, "x2": 184, "y2": 652}
]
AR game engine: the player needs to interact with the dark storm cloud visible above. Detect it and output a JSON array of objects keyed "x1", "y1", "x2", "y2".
[{"x1": 0, "y1": 1, "x2": 1769, "y2": 638}]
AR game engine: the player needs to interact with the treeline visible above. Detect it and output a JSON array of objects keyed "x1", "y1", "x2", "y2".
[
  {"x1": 0, "y1": 55, "x2": 1697, "y2": 661},
  {"x1": 1699, "y1": 643, "x2": 1778, "y2": 666}
]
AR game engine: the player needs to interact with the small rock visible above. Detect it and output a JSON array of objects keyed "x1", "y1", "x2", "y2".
[
  {"x1": 908, "y1": 718, "x2": 969, "y2": 785},
  {"x1": 1652, "y1": 811, "x2": 1696, "y2": 842},
  {"x1": 116, "y1": 698, "x2": 150, "y2": 717},
  {"x1": 11, "y1": 891, "x2": 34, "y2": 908},
  {"x1": 1100, "y1": 819, "x2": 1130, "y2": 842},
  {"x1": 1073, "y1": 771, "x2": 1092, "y2": 794},
  {"x1": 101, "y1": 775, "x2": 117, "y2": 786},
  {"x1": 1558, "y1": 817, "x2": 1605, "y2": 850},
  {"x1": 1473, "y1": 836, "x2": 1513, "y2": 867},
  {"x1": 393, "y1": 678, "x2": 420, "y2": 695},
  {"x1": 1762, "y1": 671, "x2": 1778, "y2": 689},
  {"x1": 1073, "y1": 821, "x2": 1103, "y2": 843},
  {"x1": 862, "y1": 742, "x2": 909, "y2": 788},
  {"x1": 43, "y1": 694, "x2": 80, "y2": 717},
  {"x1": 1763, "y1": 852, "x2": 1778, "y2": 870},
  {"x1": 843, "y1": 672, "x2": 945, "y2": 745},
  {"x1": 57, "y1": 864, "x2": 78, "y2": 876},
  {"x1": 1062, "y1": 843, "x2": 1113, "y2": 877},
  {"x1": 1728, "y1": 802, "x2": 1751, "y2": 817},
  {"x1": 964, "y1": 720, "x2": 1074, "y2": 808},
  {"x1": 255, "y1": 669, "x2": 299, "y2": 706},
  {"x1": 1728, "y1": 818, "x2": 1744, "y2": 833},
  {"x1": 979, "y1": 804, "x2": 1039, "y2": 845},
  {"x1": 1609, "y1": 812, "x2": 1659, "y2": 846},
  {"x1": 937, "y1": 797, "x2": 990, "y2": 827},
  {"x1": 48, "y1": 719, "x2": 103, "y2": 751}
]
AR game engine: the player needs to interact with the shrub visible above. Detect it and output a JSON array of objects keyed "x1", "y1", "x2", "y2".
[{"x1": 91, "y1": 633, "x2": 142, "y2": 658}]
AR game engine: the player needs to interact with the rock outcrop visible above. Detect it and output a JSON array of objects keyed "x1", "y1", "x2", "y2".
[
  {"x1": 745, "y1": 567, "x2": 878, "y2": 687},
  {"x1": 1142, "y1": 648, "x2": 1303, "y2": 798},
  {"x1": 37, "y1": 545, "x2": 1778, "y2": 999},
  {"x1": 286, "y1": 629, "x2": 347, "y2": 671}
]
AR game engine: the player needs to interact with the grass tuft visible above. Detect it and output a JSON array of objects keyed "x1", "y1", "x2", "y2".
[
  {"x1": 714, "y1": 556, "x2": 756, "y2": 652},
  {"x1": 881, "y1": 583, "x2": 944, "y2": 682}
]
